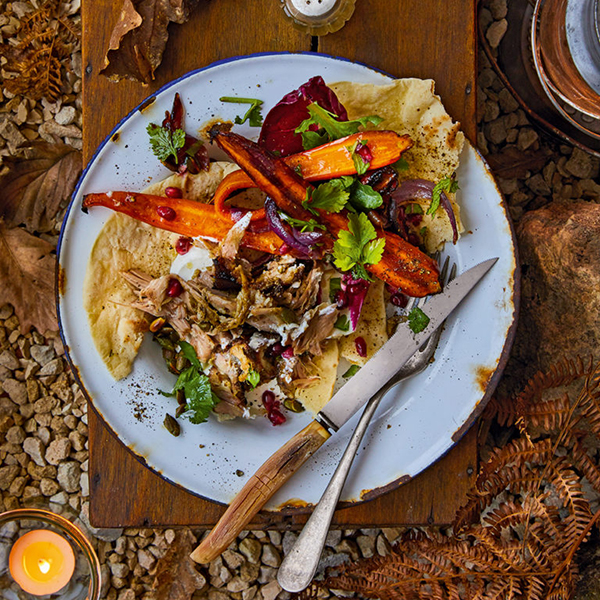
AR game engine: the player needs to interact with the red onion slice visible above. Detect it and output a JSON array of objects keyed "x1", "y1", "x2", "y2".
[
  {"x1": 391, "y1": 179, "x2": 459, "y2": 243},
  {"x1": 342, "y1": 274, "x2": 370, "y2": 330},
  {"x1": 264, "y1": 198, "x2": 323, "y2": 259}
]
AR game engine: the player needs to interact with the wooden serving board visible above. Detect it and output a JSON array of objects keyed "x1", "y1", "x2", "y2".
[{"x1": 82, "y1": 0, "x2": 477, "y2": 528}]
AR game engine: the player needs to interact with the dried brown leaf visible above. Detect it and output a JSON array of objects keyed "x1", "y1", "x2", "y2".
[
  {"x1": 0, "y1": 142, "x2": 82, "y2": 233},
  {"x1": 152, "y1": 529, "x2": 205, "y2": 600},
  {"x1": 487, "y1": 146, "x2": 551, "y2": 180},
  {"x1": 101, "y1": 0, "x2": 200, "y2": 84},
  {"x1": 1, "y1": 0, "x2": 80, "y2": 102},
  {"x1": 0, "y1": 222, "x2": 57, "y2": 334}
]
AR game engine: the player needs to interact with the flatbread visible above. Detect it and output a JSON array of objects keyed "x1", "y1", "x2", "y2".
[
  {"x1": 339, "y1": 280, "x2": 388, "y2": 366},
  {"x1": 83, "y1": 162, "x2": 237, "y2": 380},
  {"x1": 331, "y1": 79, "x2": 465, "y2": 252},
  {"x1": 295, "y1": 340, "x2": 340, "y2": 414}
]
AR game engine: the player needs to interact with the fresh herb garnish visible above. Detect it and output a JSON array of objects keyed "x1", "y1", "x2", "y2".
[
  {"x1": 333, "y1": 212, "x2": 386, "y2": 281},
  {"x1": 147, "y1": 123, "x2": 185, "y2": 163},
  {"x1": 329, "y1": 277, "x2": 342, "y2": 302},
  {"x1": 428, "y1": 175, "x2": 459, "y2": 215},
  {"x1": 246, "y1": 369, "x2": 261, "y2": 388},
  {"x1": 391, "y1": 157, "x2": 409, "y2": 172},
  {"x1": 303, "y1": 177, "x2": 353, "y2": 215},
  {"x1": 160, "y1": 341, "x2": 220, "y2": 424},
  {"x1": 334, "y1": 315, "x2": 350, "y2": 331},
  {"x1": 408, "y1": 307, "x2": 430, "y2": 333},
  {"x1": 405, "y1": 203, "x2": 424, "y2": 215},
  {"x1": 295, "y1": 102, "x2": 383, "y2": 150},
  {"x1": 348, "y1": 180, "x2": 383, "y2": 210},
  {"x1": 220, "y1": 96, "x2": 264, "y2": 127},
  {"x1": 343, "y1": 364, "x2": 360, "y2": 378},
  {"x1": 347, "y1": 141, "x2": 371, "y2": 176},
  {"x1": 280, "y1": 212, "x2": 326, "y2": 232}
]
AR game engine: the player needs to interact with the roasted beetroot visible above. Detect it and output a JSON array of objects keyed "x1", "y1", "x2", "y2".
[{"x1": 258, "y1": 76, "x2": 348, "y2": 157}]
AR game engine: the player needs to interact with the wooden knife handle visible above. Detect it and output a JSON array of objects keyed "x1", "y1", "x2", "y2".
[{"x1": 190, "y1": 420, "x2": 331, "y2": 564}]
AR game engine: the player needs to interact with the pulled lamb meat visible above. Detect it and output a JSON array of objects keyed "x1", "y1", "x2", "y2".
[{"x1": 123, "y1": 248, "x2": 340, "y2": 417}]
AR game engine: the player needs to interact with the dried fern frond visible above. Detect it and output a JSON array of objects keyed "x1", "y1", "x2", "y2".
[
  {"x1": 300, "y1": 358, "x2": 600, "y2": 600},
  {"x1": 1, "y1": 0, "x2": 81, "y2": 102}
]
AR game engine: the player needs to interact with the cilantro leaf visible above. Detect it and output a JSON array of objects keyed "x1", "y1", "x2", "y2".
[
  {"x1": 303, "y1": 177, "x2": 353, "y2": 214},
  {"x1": 334, "y1": 315, "x2": 350, "y2": 331},
  {"x1": 295, "y1": 102, "x2": 383, "y2": 149},
  {"x1": 179, "y1": 340, "x2": 201, "y2": 369},
  {"x1": 147, "y1": 123, "x2": 185, "y2": 163},
  {"x1": 246, "y1": 369, "x2": 261, "y2": 388},
  {"x1": 161, "y1": 343, "x2": 220, "y2": 424},
  {"x1": 220, "y1": 96, "x2": 264, "y2": 127},
  {"x1": 333, "y1": 212, "x2": 385, "y2": 279},
  {"x1": 408, "y1": 306, "x2": 430, "y2": 333},
  {"x1": 428, "y1": 176, "x2": 459, "y2": 216},
  {"x1": 348, "y1": 181, "x2": 383, "y2": 210}
]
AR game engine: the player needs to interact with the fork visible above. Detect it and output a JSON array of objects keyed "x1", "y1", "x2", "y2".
[{"x1": 277, "y1": 257, "x2": 455, "y2": 593}]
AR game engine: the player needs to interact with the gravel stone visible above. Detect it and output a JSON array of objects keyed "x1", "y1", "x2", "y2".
[
  {"x1": 55, "y1": 106, "x2": 77, "y2": 125},
  {"x1": 261, "y1": 580, "x2": 282, "y2": 600},
  {"x1": 0, "y1": 350, "x2": 20, "y2": 370},
  {"x1": 39, "y1": 358, "x2": 64, "y2": 376},
  {"x1": 0, "y1": 465, "x2": 21, "y2": 491},
  {"x1": 261, "y1": 544, "x2": 281, "y2": 568},
  {"x1": 40, "y1": 477, "x2": 61, "y2": 496},
  {"x1": 57, "y1": 461, "x2": 80, "y2": 492},
  {"x1": 45, "y1": 437, "x2": 72, "y2": 464},
  {"x1": 30, "y1": 344, "x2": 55, "y2": 366},
  {"x1": 3, "y1": 379, "x2": 28, "y2": 405},
  {"x1": 485, "y1": 18, "x2": 508, "y2": 48},
  {"x1": 239, "y1": 537, "x2": 262, "y2": 564},
  {"x1": 23, "y1": 436, "x2": 46, "y2": 466}
]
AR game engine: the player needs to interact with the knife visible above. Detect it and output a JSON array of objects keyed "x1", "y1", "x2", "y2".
[{"x1": 190, "y1": 257, "x2": 498, "y2": 564}]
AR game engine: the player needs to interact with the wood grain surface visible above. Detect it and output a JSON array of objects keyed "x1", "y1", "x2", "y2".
[{"x1": 82, "y1": 0, "x2": 478, "y2": 528}]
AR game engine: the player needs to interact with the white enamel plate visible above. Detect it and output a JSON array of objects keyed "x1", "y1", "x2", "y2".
[{"x1": 58, "y1": 53, "x2": 518, "y2": 510}]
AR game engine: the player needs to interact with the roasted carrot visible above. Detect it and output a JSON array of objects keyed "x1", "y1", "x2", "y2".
[
  {"x1": 213, "y1": 130, "x2": 412, "y2": 222},
  {"x1": 212, "y1": 131, "x2": 440, "y2": 297},
  {"x1": 82, "y1": 191, "x2": 284, "y2": 255}
]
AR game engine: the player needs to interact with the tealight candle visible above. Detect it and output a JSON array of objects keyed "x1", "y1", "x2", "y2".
[{"x1": 9, "y1": 529, "x2": 76, "y2": 596}]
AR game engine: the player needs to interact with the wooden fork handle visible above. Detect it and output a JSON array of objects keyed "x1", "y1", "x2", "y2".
[{"x1": 190, "y1": 420, "x2": 331, "y2": 564}]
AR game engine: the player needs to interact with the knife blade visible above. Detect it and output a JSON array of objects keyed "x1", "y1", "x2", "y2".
[
  {"x1": 190, "y1": 257, "x2": 498, "y2": 564},
  {"x1": 318, "y1": 256, "x2": 498, "y2": 432}
]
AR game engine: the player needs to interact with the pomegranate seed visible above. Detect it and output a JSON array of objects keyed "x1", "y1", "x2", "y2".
[
  {"x1": 165, "y1": 186, "x2": 182, "y2": 198},
  {"x1": 335, "y1": 290, "x2": 347, "y2": 309},
  {"x1": 391, "y1": 293, "x2": 408, "y2": 308},
  {"x1": 355, "y1": 336, "x2": 367, "y2": 357},
  {"x1": 270, "y1": 343, "x2": 284, "y2": 356},
  {"x1": 281, "y1": 347, "x2": 294, "y2": 359},
  {"x1": 262, "y1": 390, "x2": 276, "y2": 409},
  {"x1": 268, "y1": 409, "x2": 286, "y2": 426},
  {"x1": 166, "y1": 278, "x2": 183, "y2": 297},
  {"x1": 176, "y1": 236, "x2": 192, "y2": 255},
  {"x1": 157, "y1": 206, "x2": 176, "y2": 221}
]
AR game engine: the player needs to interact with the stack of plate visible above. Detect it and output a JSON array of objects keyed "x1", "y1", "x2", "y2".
[
  {"x1": 479, "y1": 0, "x2": 600, "y2": 156},
  {"x1": 532, "y1": 0, "x2": 600, "y2": 141}
]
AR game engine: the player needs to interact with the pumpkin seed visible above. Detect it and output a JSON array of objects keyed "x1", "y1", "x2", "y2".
[
  {"x1": 284, "y1": 398, "x2": 305, "y2": 413},
  {"x1": 163, "y1": 413, "x2": 180, "y2": 437}
]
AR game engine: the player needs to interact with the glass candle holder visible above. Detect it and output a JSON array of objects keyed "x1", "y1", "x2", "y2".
[
  {"x1": 0, "y1": 508, "x2": 102, "y2": 600},
  {"x1": 280, "y1": 0, "x2": 357, "y2": 36}
]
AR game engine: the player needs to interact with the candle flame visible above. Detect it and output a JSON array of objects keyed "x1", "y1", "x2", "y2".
[{"x1": 38, "y1": 559, "x2": 52, "y2": 574}]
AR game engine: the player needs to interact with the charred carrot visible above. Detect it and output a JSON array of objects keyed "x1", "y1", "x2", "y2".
[
  {"x1": 286, "y1": 130, "x2": 412, "y2": 181},
  {"x1": 82, "y1": 191, "x2": 284, "y2": 255},
  {"x1": 212, "y1": 131, "x2": 440, "y2": 297},
  {"x1": 213, "y1": 130, "x2": 412, "y2": 222}
]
